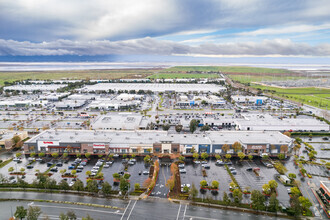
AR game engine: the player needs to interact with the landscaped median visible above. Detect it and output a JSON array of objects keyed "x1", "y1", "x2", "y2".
[
  {"x1": 0, "y1": 198, "x2": 122, "y2": 210},
  {"x1": 0, "y1": 158, "x2": 13, "y2": 168}
]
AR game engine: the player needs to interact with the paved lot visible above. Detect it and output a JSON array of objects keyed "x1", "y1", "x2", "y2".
[{"x1": 150, "y1": 164, "x2": 171, "y2": 198}]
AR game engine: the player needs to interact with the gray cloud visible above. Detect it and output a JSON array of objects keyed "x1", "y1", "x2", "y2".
[
  {"x1": 0, "y1": 0, "x2": 330, "y2": 41},
  {"x1": 0, "y1": 38, "x2": 329, "y2": 57}
]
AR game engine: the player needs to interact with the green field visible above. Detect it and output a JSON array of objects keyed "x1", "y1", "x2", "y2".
[
  {"x1": 0, "y1": 69, "x2": 155, "y2": 86},
  {"x1": 148, "y1": 73, "x2": 218, "y2": 79},
  {"x1": 229, "y1": 75, "x2": 306, "y2": 84},
  {"x1": 165, "y1": 66, "x2": 292, "y2": 74},
  {"x1": 252, "y1": 85, "x2": 330, "y2": 109}
]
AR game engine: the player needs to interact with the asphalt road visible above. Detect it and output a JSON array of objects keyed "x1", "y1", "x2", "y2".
[{"x1": 0, "y1": 196, "x2": 287, "y2": 220}]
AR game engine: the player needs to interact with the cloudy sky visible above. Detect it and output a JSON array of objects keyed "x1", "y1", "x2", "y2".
[{"x1": 0, "y1": 0, "x2": 330, "y2": 60}]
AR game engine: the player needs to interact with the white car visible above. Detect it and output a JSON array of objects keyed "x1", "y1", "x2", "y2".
[
  {"x1": 193, "y1": 161, "x2": 201, "y2": 164},
  {"x1": 179, "y1": 169, "x2": 186, "y2": 173},
  {"x1": 103, "y1": 164, "x2": 110, "y2": 168},
  {"x1": 178, "y1": 164, "x2": 185, "y2": 168},
  {"x1": 69, "y1": 182, "x2": 74, "y2": 187}
]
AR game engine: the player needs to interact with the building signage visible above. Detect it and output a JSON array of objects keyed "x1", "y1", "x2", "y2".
[
  {"x1": 249, "y1": 145, "x2": 265, "y2": 150},
  {"x1": 38, "y1": 141, "x2": 59, "y2": 147},
  {"x1": 93, "y1": 143, "x2": 105, "y2": 149}
]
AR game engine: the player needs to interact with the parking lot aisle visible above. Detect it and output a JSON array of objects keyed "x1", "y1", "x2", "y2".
[{"x1": 150, "y1": 164, "x2": 170, "y2": 198}]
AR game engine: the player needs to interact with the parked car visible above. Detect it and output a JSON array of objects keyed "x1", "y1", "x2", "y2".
[
  {"x1": 26, "y1": 165, "x2": 34, "y2": 169},
  {"x1": 202, "y1": 164, "x2": 210, "y2": 169},
  {"x1": 56, "y1": 163, "x2": 63, "y2": 167},
  {"x1": 69, "y1": 182, "x2": 74, "y2": 187},
  {"x1": 47, "y1": 162, "x2": 53, "y2": 167},
  {"x1": 36, "y1": 158, "x2": 43, "y2": 162},
  {"x1": 143, "y1": 171, "x2": 149, "y2": 175},
  {"x1": 193, "y1": 160, "x2": 201, "y2": 164},
  {"x1": 246, "y1": 167, "x2": 253, "y2": 171},
  {"x1": 50, "y1": 167, "x2": 58, "y2": 172},
  {"x1": 68, "y1": 166, "x2": 75, "y2": 170},
  {"x1": 215, "y1": 160, "x2": 224, "y2": 165},
  {"x1": 178, "y1": 164, "x2": 185, "y2": 168},
  {"x1": 179, "y1": 169, "x2": 187, "y2": 173},
  {"x1": 103, "y1": 164, "x2": 110, "y2": 168},
  {"x1": 13, "y1": 158, "x2": 21, "y2": 162},
  {"x1": 231, "y1": 170, "x2": 237, "y2": 175}
]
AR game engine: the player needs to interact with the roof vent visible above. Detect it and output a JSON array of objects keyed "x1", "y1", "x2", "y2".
[
  {"x1": 125, "y1": 137, "x2": 129, "y2": 140},
  {"x1": 70, "y1": 136, "x2": 73, "y2": 139}
]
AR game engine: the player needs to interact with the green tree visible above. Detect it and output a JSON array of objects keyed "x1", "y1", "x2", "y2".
[
  {"x1": 201, "y1": 152, "x2": 208, "y2": 160},
  {"x1": 59, "y1": 179, "x2": 70, "y2": 191},
  {"x1": 101, "y1": 181, "x2": 112, "y2": 196},
  {"x1": 120, "y1": 177, "x2": 130, "y2": 193},
  {"x1": 14, "y1": 206, "x2": 27, "y2": 220},
  {"x1": 86, "y1": 180, "x2": 98, "y2": 194},
  {"x1": 193, "y1": 153, "x2": 199, "y2": 160},
  {"x1": 45, "y1": 178, "x2": 57, "y2": 189},
  {"x1": 134, "y1": 183, "x2": 140, "y2": 191},
  {"x1": 178, "y1": 155, "x2": 185, "y2": 162},
  {"x1": 215, "y1": 154, "x2": 221, "y2": 160},
  {"x1": 72, "y1": 179, "x2": 84, "y2": 191},
  {"x1": 290, "y1": 195, "x2": 302, "y2": 217},
  {"x1": 200, "y1": 125, "x2": 210, "y2": 131},
  {"x1": 251, "y1": 190, "x2": 265, "y2": 211},
  {"x1": 238, "y1": 152, "x2": 245, "y2": 161},
  {"x1": 232, "y1": 189, "x2": 243, "y2": 204},
  {"x1": 66, "y1": 210, "x2": 77, "y2": 220},
  {"x1": 200, "y1": 180, "x2": 208, "y2": 188},
  {"x1": 225, "y1": 154, "x2": 231, "y2": 161},
  {"x1": 71, "y1": 170, "x2": 77, "y2": 175},
  {"x1": 262, "y1": 154, "x2": 269, "y2": 160},
  {"x1": 27, "y1": 206, "x2": 42, "y2": 220},
  {"x1": 189, "y1": 183, "x2": 198, "y2": 200},
  {"x1": 30, "y1": 152, "x2": 36, "y2": 157},
  {"x1": 38, "y1": 152, "x2": 45, "y2": 158},
  {"x1": 268, "y1": 180, "x2": 278, "y2": 191},
  {"x1": 82, "y1": 214, "x2": 94, "y2": 220},
  {"x1": 248, "y1": 155, "x2": 253, "y2": 161},
  {"x1": 51, "y1": 152, "x2": 59, "y2": 158},
  {"x1": 211, "y1": 180, "x2": 219, "y2": 189},
  {"x1": 85, "y1": 153, "x2": 91, "y2": 158},
  {"x1": 189, "y1": 119, "x2": 198, "y2": 133},
  {"x1": 76, "y1": 153, "x2": 81, "y2": 158},
  {"x1": 290, "y1": 187, "x2": 301, "y2": 197},
  {"x1": 262, "y1": 183, "x2": 271, "y2": 195},
  {"x1": 59, "y1": 213, "x2": 68, "y2": 220},
  {"x1": 144, "y1": 155, "x2": 151, "y2": 163},
  {"x1": 8, "y1": 167, "x2": 14, "y2": 173},
  {"x1": 288, "y1": 173, "x2": 296, "y2": 180},
  {"x1": 162, "y1": 124, "x2": 170, "y2": 131},
  {"x1": 222, "y1": 192, "x2": 230, "y2": 205},
  {"x1": 298, "y1": 196, "x2": 312, "y2": 212},
  {"x1": 85, "y1": 170, "x2": 91, "y2": 176},
  {"x1": 268, "y1": 193, "x2": 280, "y2": 212},
  {"x1": 16, "y1": 152, "x2": 22, "y2": 158},
  {"x1": 63, "y1": 153, "x2": 68, "y2": 158}
]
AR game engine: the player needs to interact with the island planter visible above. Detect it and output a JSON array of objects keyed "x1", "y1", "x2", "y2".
[
  {"x1": 299, "y1": 169, "x2": 306, "y2": 177},
  {"x1": 200, "y1": 186, "x2": 219, "y2": 191},
  {"x1": 35, "y1": 173, "x2": 53, "y2": 177},
  {"x1": 61, "y1": 175, "x2": 77, "y2": 178},
  {"x1": 9, "y1": 172, "x2": 26, "y2": 175},
  {"x1": 87, "y1": 177, "x2": 104, "y2": 181},
  {"x1": 113, "y1": 178, "x2": 120, "y2": 183},
  {"x1": 294, "y1": 160, "x2": 298, "y2": 166},
  {"x1": 242, "y1": 191, "x2": 251, "y2": 195},
  {"x1": 262, "y1": 190, "x2": 278, "y2": 197}
]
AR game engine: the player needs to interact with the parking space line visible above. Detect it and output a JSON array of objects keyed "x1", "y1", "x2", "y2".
[
  {"x1": 184, "y1": 215, "x2": 218, "y2": 220},
  {"x1": 120, "y1": 200, "x2": 131, "y2": 220},
  {"x1": 176, "y1": 204, "x2": 182, "y2": 220},
  {"x1": 182, "y1": 204, "x2": 187, "y2": 220},
  {"x1": 126, "y1": 200, "x2": 137, "y2": 220}
]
